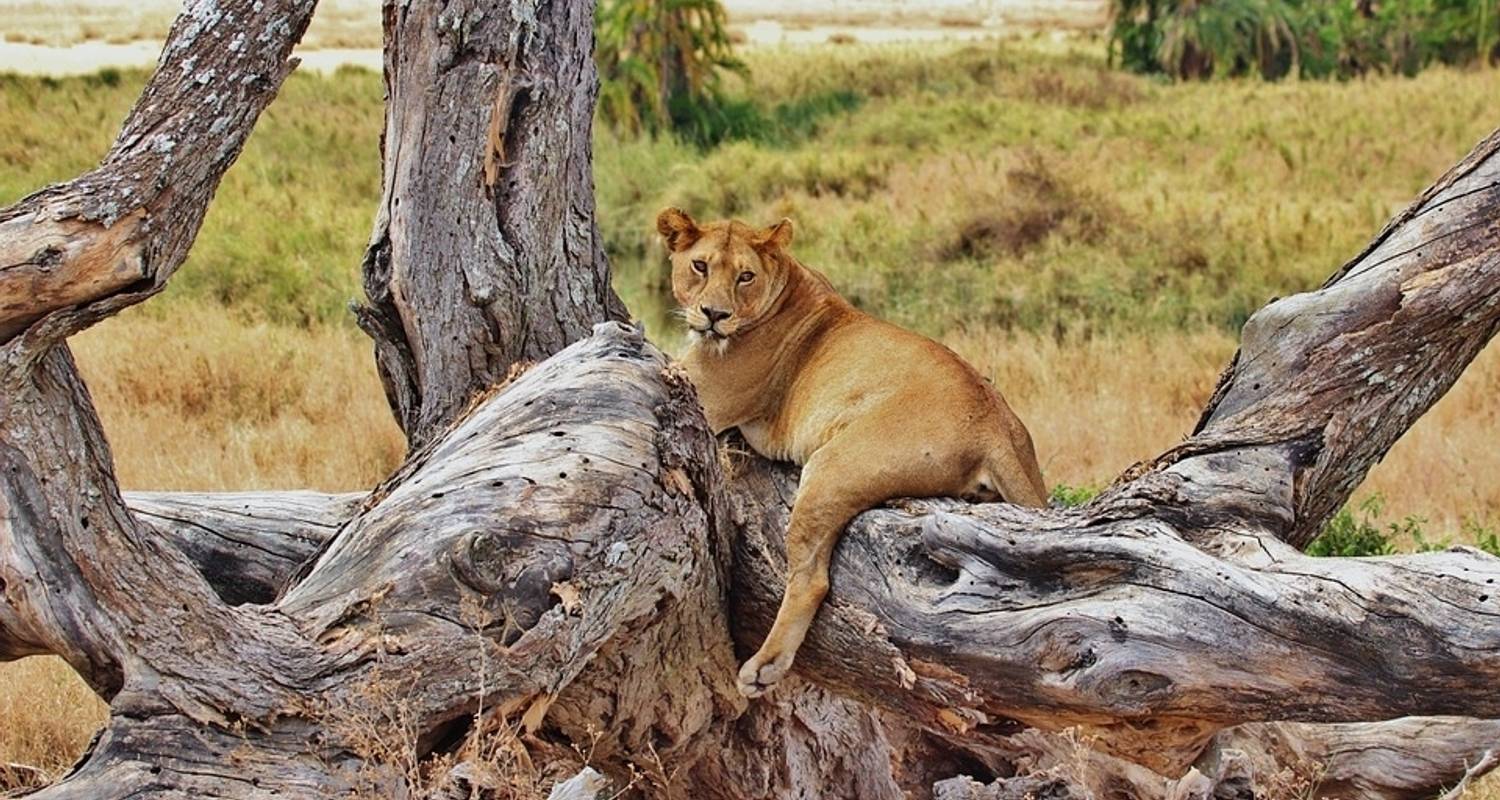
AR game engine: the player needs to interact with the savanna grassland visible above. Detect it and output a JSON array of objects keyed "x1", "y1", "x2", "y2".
[{"x1": 4, "y1": 37, "x2": 1500, "y2": 792}]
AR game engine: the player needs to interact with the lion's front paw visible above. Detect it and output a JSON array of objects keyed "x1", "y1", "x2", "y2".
[{"x1": 737, "y1": 649, "x2": 795, "y2": 698}]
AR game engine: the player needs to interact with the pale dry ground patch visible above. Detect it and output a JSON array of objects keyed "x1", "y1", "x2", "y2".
[{"x1": 0, "y1": 0, "x2": 382, "y2": 49}]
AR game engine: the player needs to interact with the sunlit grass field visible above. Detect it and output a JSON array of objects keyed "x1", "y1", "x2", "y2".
[{"x1": 3, "y1": 37, "x2": 1500, "y2": 793}]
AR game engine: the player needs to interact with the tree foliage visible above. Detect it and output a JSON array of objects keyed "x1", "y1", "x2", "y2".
[
  {"x1": 595, "y1": 0, "x2": 747, "y2": 143},
  {"x1": 1110, "y1": 0, "x2": 1500, "y2": 79}
]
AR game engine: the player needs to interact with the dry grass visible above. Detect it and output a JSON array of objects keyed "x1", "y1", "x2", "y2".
[
  {"x1": 955, "y1": 329, "x2": 1500, "y2": 539},
  {"x1": 1471, "y1": 773, "x2": 1500, "y2": 799},
  {"x1": 71, "y1": 305, "x2": 405, "y2": 492},
  {"x1": 0, "y1": 657, "x2": 106, "y2": 787}
]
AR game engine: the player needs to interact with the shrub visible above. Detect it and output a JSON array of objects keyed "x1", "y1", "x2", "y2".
[
  {"x1": 1306, "y1": 497, "x2": 1500, "y2": 557},
  {"x1": 595, "y1": 0, "x2": 747, "y2": 145},
  {"x1": 1305, "y1": 495, "x2": 1397, "y2": 557},
  {"x1": 1050, "y1": 484, "x2": 1101, "y2": 507},
  {"x1": 1109, "y1": 0, "x2": 1500, "y2": 80}
]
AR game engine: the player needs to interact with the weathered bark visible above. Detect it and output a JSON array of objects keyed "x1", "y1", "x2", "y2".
[
  {"x1": 7, "y1": 324, "x2": 749, "y2": 797},
  {"x1": 355, "y1": 0, "x2": 627, "y2": 446},
  {"x1": 724, "y1": 462, "x2": 1500, "y2": 773},
  {"x1": 0, "y1": 0, "x2": 323, "y2": 688},
  {"x1": 1215, "y1": 718, "x2": 1500, "y2": 800},
  {"x1": 128, "y1": 491, "x2": 359, "y2": 605},
  {"x1": 128, "y1": 490, "x2": 1500, "y2": 799},
  {"x1": 4, "y1": 0, "x2": 1500, "y2": 795}
]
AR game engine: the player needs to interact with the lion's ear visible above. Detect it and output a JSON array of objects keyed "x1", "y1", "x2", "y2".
[
  {"x1": 757, "y1": 217, "x2": 793, "y2": 251},
  {"x1": 656, "y1": 207, "x2": 701, "y2": 252}
]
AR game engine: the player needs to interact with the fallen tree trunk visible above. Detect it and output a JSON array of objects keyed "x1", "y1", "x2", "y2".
[
  {"x1": 3, "y1": 0, "x2": 1500, "y2": 795},
  {"x1": 123, "y1": 489, "x2": 1500, "y2": 799},
  {"x1": 725, "y1": 461, "x2": 1500, "y2": 773},
  {"x1": 128, "y1": 491, "x2": 360, "y2": 605}
]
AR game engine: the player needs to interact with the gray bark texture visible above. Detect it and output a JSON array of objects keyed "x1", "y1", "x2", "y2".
[
  {"x1": 354, "y1": 0, "x2": 627, "y2": 447},
  {"x1": 1, "y1": 0, "x2": 1499, "y2": 797}
]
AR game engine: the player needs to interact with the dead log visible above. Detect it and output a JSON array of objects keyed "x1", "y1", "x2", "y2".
[
  {"x1": 1213, "y1": 718, "x2": 1500, "y2": 800},
  {"x1": 123, "y1": 490, "x2": 1500, "y2": 798},
  {"x1": 4, "y1": 322, "x2": 753, "y2": 797},
  {"x1": 128, "y1": 491, "x2": 358, "y2": 605},
  {"x1": 2, "y1": 0, "x2": 1500, "y2": 795}
]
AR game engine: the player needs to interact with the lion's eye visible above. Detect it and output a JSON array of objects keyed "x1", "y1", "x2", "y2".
[
  {"x1": 691, "y1": 260, "x2": 708, "y2": 276},
  {"x1": 737, "y1": 271, "x2": 755, "y2": 284}
]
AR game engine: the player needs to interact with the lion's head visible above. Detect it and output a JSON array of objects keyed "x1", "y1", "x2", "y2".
[{"x1": 656, "y1": 208, "x2": 794, "y2": 344}]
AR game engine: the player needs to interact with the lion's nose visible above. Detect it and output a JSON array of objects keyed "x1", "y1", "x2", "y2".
[{"x1": 701, "y1": 306, "x2": 731, "y2": 325}]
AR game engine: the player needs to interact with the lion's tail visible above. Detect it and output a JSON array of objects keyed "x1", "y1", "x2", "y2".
[{"x1": 980, "y1": 430, "x2": 1048, "y2": 508}]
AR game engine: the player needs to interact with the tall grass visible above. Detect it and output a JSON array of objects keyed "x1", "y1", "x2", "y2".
[
  {"x1": 8, "y1": 45, "x2": 1498, "y2": 337},
  {"x1": 602, "y1": 42, "x2": 1500, "y2": 342},
  {"x1": 72, "y1": 306, "x2": 404, "y2": 491}
]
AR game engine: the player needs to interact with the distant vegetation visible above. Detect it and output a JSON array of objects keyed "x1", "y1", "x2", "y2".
[
  {"x1": 595, "y1": 0, "x2": 746, "y2": 143},
  {"x1": 594, "y1": 0, "x2": 864, "y2": 147},
  {"x1": 6, "y1": 43, "x2": 1498, "y2": 339},
  {"x1": 1110, "y1": 0, "x2": 1500, "y2": 80}
]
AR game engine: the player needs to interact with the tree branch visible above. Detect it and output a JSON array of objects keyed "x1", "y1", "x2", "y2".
[
  {"x1": 0, "y1": 0, "x2": 321, "y2": 349},
  {"x1": 127, "y1": 491, "x2": 358, "y2": 604},
  {"x1": 1152, "y1": 129, "x2": 1500, "y2": 547}
]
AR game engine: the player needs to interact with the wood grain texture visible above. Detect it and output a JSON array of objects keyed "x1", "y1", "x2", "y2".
[
  {"x1": 355, "y1": 0, "x2": 627, "y2": 446},
  {"x1": 128, "y1": 491, "x2": 359, "y2": 604}
]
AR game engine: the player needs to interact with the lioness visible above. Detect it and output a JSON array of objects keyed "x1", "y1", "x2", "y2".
[{"x1": 657, "y1": 208, "x2": 1047, "y2": 697}]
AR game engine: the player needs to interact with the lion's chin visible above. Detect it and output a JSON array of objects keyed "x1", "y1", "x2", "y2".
[{"x1": 687, "y1": 328, "x2": 732, "y2": 356}]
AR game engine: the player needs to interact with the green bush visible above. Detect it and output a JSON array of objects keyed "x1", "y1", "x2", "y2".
[
  {"x1": 1110, "y1": 0, "x2": 1500, "y2": 80},
  {"x1": 1306, "y1": 495, "x2": 1500, "y2": 557},
  {"x1": 1050, "y1": 484, "x2": 1101, "y2": 507},
  {"x1": 1306, "y1": 495, "x2": 1397, "y2": 557},
  {"x1": 595, "y1": 0, "x2": 747, "y2": 145}
]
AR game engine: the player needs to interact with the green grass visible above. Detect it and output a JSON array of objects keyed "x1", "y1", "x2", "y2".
[
  {"x1": 605, "y1": 41, "x2": 1500, "y2": 341},
  {"x1": 5, "y1": 41, "x2": 1498, "y2": 340},
  {"x1": 5, "y1": 40, "x2": 1500, "y2": 547},
  {"x1": 0, "y1": 66, "x2": 381, "y2": 325}
]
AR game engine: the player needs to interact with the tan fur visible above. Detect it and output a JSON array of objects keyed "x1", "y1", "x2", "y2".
[{"x1": 656, "y1": 208, "x2": 1048, "y2": 697}]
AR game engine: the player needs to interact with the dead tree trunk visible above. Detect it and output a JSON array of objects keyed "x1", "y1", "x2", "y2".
[
  {"x1": 2, "y1": 0, "x2": 1500, "y2": 797},
  {"x1": 354, "y1": 0, "x2": 628, "y2": 446}
]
